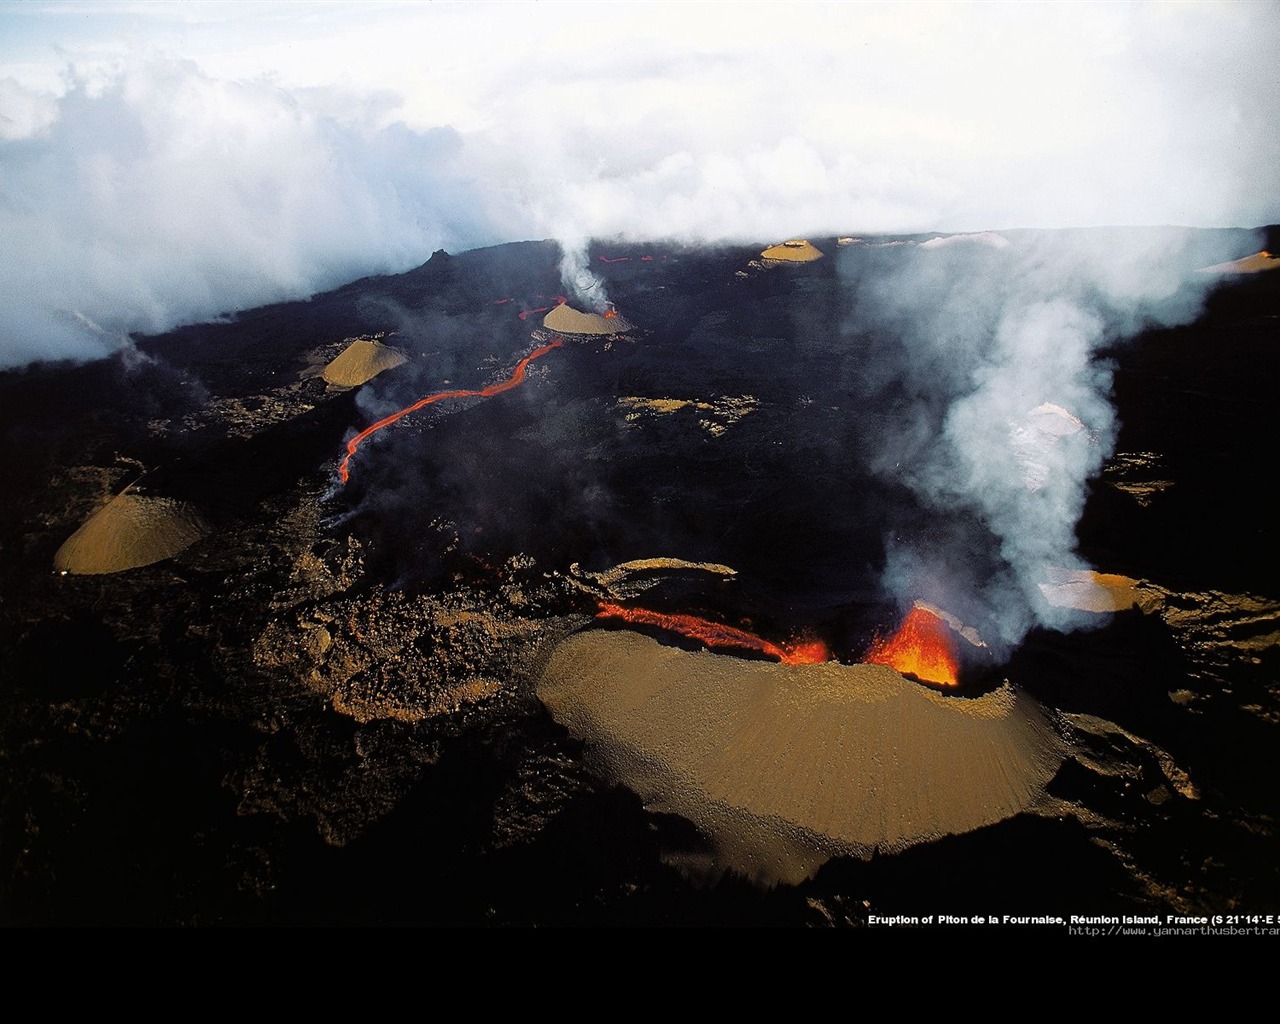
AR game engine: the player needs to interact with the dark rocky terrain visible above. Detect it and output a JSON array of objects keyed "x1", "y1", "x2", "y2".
[{"x1": 1, "y1": 230, "x2": 1277, "y2": 927}]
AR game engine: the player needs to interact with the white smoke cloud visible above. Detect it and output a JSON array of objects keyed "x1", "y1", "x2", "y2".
[
  {"x1": 1, "y1": 2, "x2": 1278, "y2": 369},
  {"x1": 0, "y1": 76, "x2": 57, "y2": 139},
  {"x1": 0, "y1": 58, "x2": 528, "y2": 367},
  {"x1": 557, "y1": 238, "x2": 611, "y2": 312},
  {"x1": 841, "y1": 228, "x2": 1238, "y2": 650}
]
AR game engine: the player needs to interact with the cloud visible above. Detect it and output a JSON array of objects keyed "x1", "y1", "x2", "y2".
[
  {"x1": 0, "y1": 57, "x2": 525, "y2": 367},
  {"x1": 1, "y1": 3, "x2": 1278, "y2": 368}
]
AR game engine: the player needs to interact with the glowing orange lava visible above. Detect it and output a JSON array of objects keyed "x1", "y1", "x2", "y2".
[
  {"x1": 602, "y1": 307, "x2": 619, "y2": 319},
  {"x1": 864, "y1": 606, "x2": 959, "y2": 687},
  {"x1": 517, "y1": 295, "x2": 567, "y2": 320},
  {"x1": 595, "y1": 602, "x2": 829, "y2": 665},
  {"x1": 337, "y1": 338, "x2": 564, "y2": 484}
]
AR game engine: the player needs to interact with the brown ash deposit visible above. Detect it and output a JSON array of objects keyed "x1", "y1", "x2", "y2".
[
  {"x1": 321, "y1": 338, "x2": 409, "y2": 388},
  {"x1": 1, "y1": 229, "x2": 1278, "y2": 925},
  {"x1": 537, "y1": 630, "x2": 1068, "y2": 886},
  {"x1": 54, "y1": 489, "x2": 209, "y2": 575}
]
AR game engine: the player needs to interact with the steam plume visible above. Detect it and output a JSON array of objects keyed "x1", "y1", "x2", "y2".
[
  {"x1": 840, "y1": 231, "x2": 1237, "y2": 650},
  {"x1": 557, "y1": 239, "x2": 611, "y2": 313}
]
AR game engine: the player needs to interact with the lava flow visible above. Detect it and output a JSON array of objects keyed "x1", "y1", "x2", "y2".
[
  {"x1": 595, "y1": 602, "x2": 829, "y2": 665},
  {"x1": 517, "y1": 295, "x2": 567, "y2": 321},
  {"x1": 864, "y1": 605, "x2": 959, "y2": 687},
  {"x1": 337, "y1": 338, "x2": 564, "y2": 484}
]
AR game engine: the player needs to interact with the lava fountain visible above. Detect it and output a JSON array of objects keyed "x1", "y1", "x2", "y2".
[
  {"x1": 864, "y1": 605, "x2": 960, "y2": 687},
  {"x1": 337, "y1": 338, "x2": 564, "y2": 484},
  {"x1": 595, "y1": 602, "x2": 829, "y2": 665}
]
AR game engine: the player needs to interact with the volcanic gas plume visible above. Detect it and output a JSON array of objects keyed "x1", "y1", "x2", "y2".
[
  {"x1": 558, "y1": 239, "x2": 611, "y2": 312},
  {"x1": 337, "y1": 338, "x2": 563, "y2": 484},
  {"x1": 841, "y1": 231, "x2": 1229, "y2": 653},
  {"x1": 595, "y1": 602, "x2": 829, "y2": 666}
]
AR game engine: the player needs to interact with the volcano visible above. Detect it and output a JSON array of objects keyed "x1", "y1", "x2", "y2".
[
  {"x1": 1, "y1": 229, "x2": 1278, "y2": 927},
  {"x1": 321, "y1": 338, "x2": 409, "y2": 387},
  {"x1": 537, "y1": 629, "x2": 1067, "y2": 886},
  {"x1": 541, "y1": 302, "x2": 632, "y2": 335},
  {"x1": 761, "y1": 239, "x2": 825, "y2": 262},
  {"x1": 53, "y1": 489, "x2": 209, "y2": 575}
]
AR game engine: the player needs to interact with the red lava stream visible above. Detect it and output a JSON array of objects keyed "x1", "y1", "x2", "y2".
[
  {"x1": 595, "y1": 602, "x2": 830, "y2": 665},
  {"x1": 339, "y1": 289, "x2": 950, "y2": 681},
  {"x1": 595, "y1": 602, "x2": 960, "y2": 683},
  {"x1": 337, "y1": 338, "x2": 564, "y2": 484},
  {"x1": 516, "y1": 295, "x2": 566, "y2": 320}
]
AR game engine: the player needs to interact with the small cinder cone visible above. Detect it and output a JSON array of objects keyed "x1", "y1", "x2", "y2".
[
  {"x1": 542, "y1": 303, "x2": 631, "y2": 335},
  {"x1": 322, "y1": 340, "x2": 409, "y2": 387},
  {"x1": 54, "y1": 492, "x2": 209, "y2": 575},
  {"x1": 538, "y1": 630, "x2": 1065, "y2": 886},
  {"x1": 761, "y1": 239, "x2": 825, "y2": 262}
]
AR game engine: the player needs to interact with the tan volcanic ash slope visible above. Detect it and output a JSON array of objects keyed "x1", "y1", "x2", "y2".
[
  {"x1": 54, "y1": 491, "x2": 209, "y2": 575},
  {"x1": 538, "y1": 630, "x2": 1067, "y2": 886},
  {"x1": 1197, "y1": 250, "x2": 1280, "y2": 275},
  {"x1": 760, "y1": 239, "x2": 825, "y2": 262},
  {"x1": 321, "y1": 339, "x2": 409, "y2": 387},
  {"x1": 542, "y1": 303, "x2": 632, "y2": 336}
]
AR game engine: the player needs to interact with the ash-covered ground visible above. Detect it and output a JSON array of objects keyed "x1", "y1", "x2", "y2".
[{"x1": 1, "y1": 230, "x2": 1277, "y2": 926}]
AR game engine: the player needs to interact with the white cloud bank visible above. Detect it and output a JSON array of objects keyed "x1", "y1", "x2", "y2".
[{"x1": 1, "y1": 1, "x2": 1279, "y2": 366}]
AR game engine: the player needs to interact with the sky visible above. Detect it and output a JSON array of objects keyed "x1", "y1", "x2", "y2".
[{"x1": 2, "y1": 0, "x2": 1279, "y2": 366}]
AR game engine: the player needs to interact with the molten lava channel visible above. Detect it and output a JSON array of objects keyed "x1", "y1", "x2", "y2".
[
  {"x1": 337, "y1": 338, "x2": 564, "y2": 484},
  {"x1": 864, "y1": 605, "x2": 960, "y2": 687},
  {"x1": 516, "y1": 295, "x2": 567, "y2": 321},
  {"x1": 595, "y1": 602, "x2": 829, "y2": 665}
]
